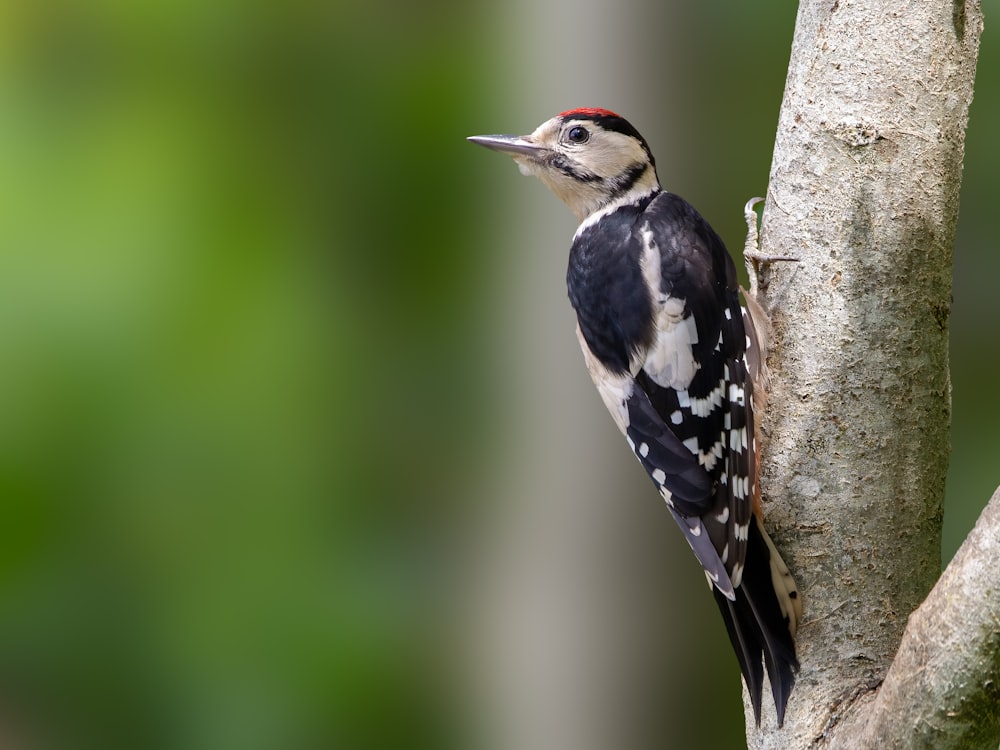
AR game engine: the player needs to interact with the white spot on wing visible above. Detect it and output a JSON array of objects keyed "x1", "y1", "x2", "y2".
[
  {"x1": 676, "y1": 379, "x2": 726, "y2": 418},
  {"x1": 731, "y1": 562, "x2": 745, "y2": 588},
  {"x1": 730, "y1": 426, "x2": 748, "y2": 453},
  {"x1": 679, "y1": 434, "x2": 723, "y2": 470},
  {"x1": 734, "y1": 475, "x2": 745, "y2": 499},
  {"x1": 699, "y1": 439, "x2": 723, "y2": 470}
]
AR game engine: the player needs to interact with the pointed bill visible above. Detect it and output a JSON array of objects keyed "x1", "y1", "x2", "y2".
[{"x1": 467, "y1": 134, "x2": 547, "y2": 157}]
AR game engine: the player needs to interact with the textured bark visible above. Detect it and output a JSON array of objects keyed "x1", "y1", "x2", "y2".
[
  {"x1": 746, "y1": 0, "x2": 986, "y2": 747},
  {"x1": 829, "y1": 487, "x2": 1000, "y2": 750}
]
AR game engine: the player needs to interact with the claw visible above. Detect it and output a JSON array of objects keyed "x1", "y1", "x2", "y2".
[
  {"x1": 744, "y1": 196, "x2": 764, "y2": 226},
  {"x1": 746, "y1": 252, "x2": 801, "y2": 264},
  {"x1": 742, "y1": 197, "x2": 798, "y2": 303}
]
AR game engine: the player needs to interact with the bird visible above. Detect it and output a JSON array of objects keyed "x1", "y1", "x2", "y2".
[{"x1": 468, "y1": 108, "x2": 801, "y2": 726}]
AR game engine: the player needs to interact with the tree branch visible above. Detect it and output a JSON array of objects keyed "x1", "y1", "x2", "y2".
[
  {"x1": 830, "y1": 486, "x2": 1000, "y2": 750},
  {"x1": 745, "y1": 0, "x2": 986, "y2": 746}
]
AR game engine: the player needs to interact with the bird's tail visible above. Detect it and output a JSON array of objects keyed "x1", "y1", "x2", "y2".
[{"x1": 712, "y1": 514, "x2": 800, "y2": 726}]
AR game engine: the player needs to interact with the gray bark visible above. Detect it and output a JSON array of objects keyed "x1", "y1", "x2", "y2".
[
  {"x1": 747, "y1": 0, "x2": 987, "y2": 747},
  {"x1": 830, "y1": 487, "x2": 1000, "y2": 750}
]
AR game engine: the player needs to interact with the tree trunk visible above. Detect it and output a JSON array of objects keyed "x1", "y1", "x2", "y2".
[{"x1": 748, "y1": 0, "x2": 988, "y2": 747}]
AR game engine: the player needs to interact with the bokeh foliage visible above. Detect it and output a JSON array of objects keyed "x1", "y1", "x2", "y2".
[{"x1": 0, "y1": 1, "x2": 485, "y2": 747}]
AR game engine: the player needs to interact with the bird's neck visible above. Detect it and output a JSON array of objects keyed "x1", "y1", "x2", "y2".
[{"x1": 573, "y1": 182, "x2": 661, "y2": 239}]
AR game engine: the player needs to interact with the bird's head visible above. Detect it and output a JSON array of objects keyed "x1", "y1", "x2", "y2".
[{"x1": 469, "y1": 108, "x2": 660, "y2": 221}]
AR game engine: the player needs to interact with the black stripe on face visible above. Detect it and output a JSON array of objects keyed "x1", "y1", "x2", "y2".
[
  {"x1": 552, "y1": 154, "x2": 603, "y2": 183},
  {"x1": 552, "y1": 156, "x2": 650, "y2": 199},
  {"x1": 608, "y1": 161, "x2": 650, "y2": 197}
]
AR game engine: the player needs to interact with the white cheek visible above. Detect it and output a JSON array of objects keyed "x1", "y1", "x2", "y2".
[{"x1": 517, "y1": 162, "x2": 532, "y2": 176}]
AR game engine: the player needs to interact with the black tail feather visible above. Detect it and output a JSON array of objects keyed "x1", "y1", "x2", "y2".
[
  {"x1": 712, "y1": 517, "x2": 799, "y2": 726},
  {"x1": 715, "y1": 592, "x2": 765, "y2": 724}
]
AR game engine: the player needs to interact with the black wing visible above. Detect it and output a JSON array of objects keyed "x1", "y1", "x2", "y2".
[{"x1": 629, "y1": 192, "x2": 754, "y2": 594}]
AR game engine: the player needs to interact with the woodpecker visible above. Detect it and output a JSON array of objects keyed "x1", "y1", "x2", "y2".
[{"x1": 469, "y1": 108, "x2": 801, "y2": 726}]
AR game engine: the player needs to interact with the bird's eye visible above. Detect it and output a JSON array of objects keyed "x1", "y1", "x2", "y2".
[{"x1": 566, "y1": 125, "x2": 590, "y2": 144}]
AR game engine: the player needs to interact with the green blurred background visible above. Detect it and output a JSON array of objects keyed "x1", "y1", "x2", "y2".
[{"x1": 0, "y1": 1, "x2": 995, "y2": 748}]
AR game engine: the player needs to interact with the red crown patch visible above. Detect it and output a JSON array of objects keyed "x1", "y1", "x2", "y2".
[{"x1": 558, "y1": 107, "x2": 623, "y2": 120}]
